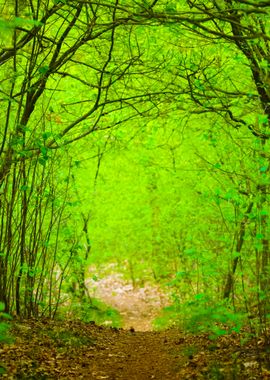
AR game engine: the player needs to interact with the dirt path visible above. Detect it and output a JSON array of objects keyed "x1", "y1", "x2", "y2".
[
  {"x1": 1, "y1": 272, "x2": 269, "y2": 378},
  {"x1": 1, "y1": 319, "x2": 269, "y2": 379},
  {"x1": 87, "y1": 329, "x2": 181, "y2": 380},
  {"x1": 0, "y1": 320, "x2": 183, "y2": 379},
  {"x1": 86, "y1": 272, "x2": 169, "y2": 331}
]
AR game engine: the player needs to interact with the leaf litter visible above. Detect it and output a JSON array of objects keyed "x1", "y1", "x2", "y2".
[
  {"x1": 0, "y1": 318, "x2": 270, "y2": 379},
  {"x1": 1, "y1": 274, "x2": 270, "y2": 379}
]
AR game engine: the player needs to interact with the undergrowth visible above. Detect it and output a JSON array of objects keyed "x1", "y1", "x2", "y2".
[
  {"x1": 0, "y1": 302, "x2": 13, "y2": 375},
  {"x1": 153, "y1": 293, "x2": 247, "y2": 340},
  {"x1": 59, "y1": 297, "x2": 122, "y2": 328}
]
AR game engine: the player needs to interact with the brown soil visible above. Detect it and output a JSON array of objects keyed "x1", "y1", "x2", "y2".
[{"x1": 1, "y1": 319, "x2": 270, "y2": 379}]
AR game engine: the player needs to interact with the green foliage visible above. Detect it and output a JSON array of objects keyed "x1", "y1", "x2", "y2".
[
  {"x1": 0, "y1": 303, "x2": 13, "y2": 375},
  {"x1": 207, "y1": 362, "x2": 226, "y2": 380},
  {"x1": 0, "y1": 303, "x2": 12, "y2": 344},
  {"x1": 47, "y1": 329, "x2": 96, "y2": 349},
  {"x1": 67, "y1": 298, "x2": 122, "y2": 328},
  {"x1": 0, "y1": 321, "x2": 12, "y2": 344},
  {"x1": 0, "y1": 0, "x2": 270, "y2": 333},
  {"x1": 154, "y1": 295, "x2": 246, "y2": 339},
  {"x1": 182, "y1": 345, "x2": 199, "y2": 358}
]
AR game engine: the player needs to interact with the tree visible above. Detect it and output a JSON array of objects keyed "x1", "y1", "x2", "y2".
[
  {"x1": 145, "y1": 0, "x2": 270, "y2": 321},
  {"x1": 75, "y1": 0, "x2": 270, "y2": 326},
  {"x1": 1, "y1": 0, "x2": 270, "y2": 326},
  {"x1": 0, "y1": 0, "x2": 183, "y2": 316}
]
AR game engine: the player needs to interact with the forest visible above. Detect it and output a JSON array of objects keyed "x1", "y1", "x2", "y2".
[{"x1": 0, "y1": 0, "x2": 270, "y2": 378}]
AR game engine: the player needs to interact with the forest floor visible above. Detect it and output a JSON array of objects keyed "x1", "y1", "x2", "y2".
[
  {"x1": 1, "y1": 274, "x2": 270, "y2": 379},
  {"x1": 1, "y1": 318, "x2": 270, "y2": 379}
]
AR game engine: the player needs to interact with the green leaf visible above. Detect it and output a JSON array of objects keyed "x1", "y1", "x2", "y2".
[
  {"x1": 259, "y1": 59, "x2": 269, "y2": 70},
  {"x1": 38, "y1": 65, "x2": 49, "y2": 76},
  {"x1": 21, "y1": 263, "x2": 29, "y2": 274},
  {"x1": 14, "y1": 17, "x2": 43, "y2": 27},
  {"x1": 260, "y1": 165, "x2": 268, "y2": 172},
  {"x1": 38, "y1": 157, "x2": 47, "y2": 166},
  {"x1": 258, "y1": 114, "x2": 268, "y2": 125},
  {"x1": 256, "y1": 233, "x2": 264, "y2": 240},
  {"x1": 40, "y1": 146, "x2": 48, "y2": 156},
  {"x1": 194, "y1": 293, "x2": 206, "y2": 301},
  {"x1": 0, "y1": 19, "x2": 10, "y2": 30},
  {"x1": 194, "y1": 79, "x2": 205, "y2": 91},
  {"x1": 165, "y1": 3, "x2": 177, "y2": 13},
  {"x1": 42, "y1": 132, "x2": 52, "y2": 140}
]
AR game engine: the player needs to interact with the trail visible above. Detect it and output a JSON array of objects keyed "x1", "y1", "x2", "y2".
[
  {"x1": 81, "y1": 328, "x2": 182, "y2": 380},
  {"x1": 86, "y1": 272, "x2": 169, "y2": 331},
  {"x1": 0, "y1": 320, "x2": 186, "y2": 379},
  {"x1": 1, "y1": 319, "x2": 268, "y2": 379},
  {"x1": 0, "y1": 273, "x2": 269, "y2": 379}
]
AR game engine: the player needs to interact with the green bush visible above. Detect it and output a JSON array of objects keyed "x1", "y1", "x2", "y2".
[
  {"x1": 0, "y1": 302, "x2": 13, "y2": 375},
  {"x1": 64, "y1": 298, "x2": 123, "y2": 328},
  {"x1": 0, "y1": 302, "x2": 13, "y2": 343},
  {"x1": 154, "y1": 294, "x2": 246, "y2": 339}
]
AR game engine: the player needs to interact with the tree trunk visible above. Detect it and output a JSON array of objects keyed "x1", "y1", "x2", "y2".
[{"x1": 223, "y1": 202, "x2": 253, "y2": 299}]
